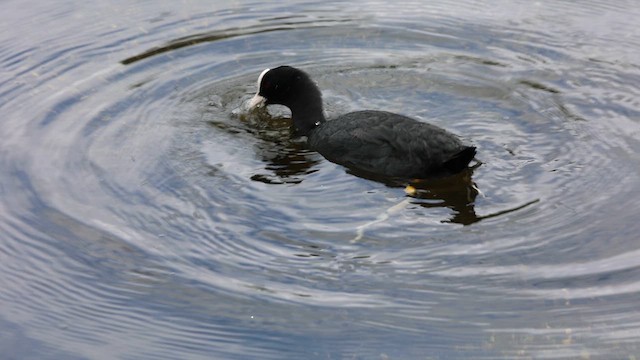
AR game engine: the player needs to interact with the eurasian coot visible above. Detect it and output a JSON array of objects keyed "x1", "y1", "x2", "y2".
[{"x1": 249, "y1": 66, "x2": 476, "y2": 179}]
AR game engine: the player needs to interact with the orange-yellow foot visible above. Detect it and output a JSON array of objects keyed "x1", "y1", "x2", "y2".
[{"x1": 404, "y1": 185, "x2": 417, "y2": 196}]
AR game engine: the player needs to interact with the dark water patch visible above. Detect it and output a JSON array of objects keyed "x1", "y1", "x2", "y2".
[
  {"x1": 121, "y1": 17, "x2": 356, "y2": 65},
  {"x1": 518, "y1": 79, "x2": 561, "y2": 94}
]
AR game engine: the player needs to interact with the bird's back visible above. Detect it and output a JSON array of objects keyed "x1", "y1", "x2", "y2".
[{"x1": 308, "y1": 110, "x2": 474, "y2": 178}]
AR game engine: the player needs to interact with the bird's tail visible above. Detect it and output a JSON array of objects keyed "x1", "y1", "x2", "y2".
[{"x1": 443, "y1": 146, "x2": 477, "y2": 173}]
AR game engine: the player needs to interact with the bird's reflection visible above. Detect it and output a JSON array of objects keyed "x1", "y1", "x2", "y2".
[
  {"x1": 240, "y1": 108, "x2": 322, "y2": 185},
  {"x1": 344, "y1": 165, "x2": 481, "y2": 225},
  {"x1": 406, "y1": 168, "x2": 480, "y2": 225}
]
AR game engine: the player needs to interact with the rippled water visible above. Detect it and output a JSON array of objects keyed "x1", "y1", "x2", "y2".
[{"x1": 2, "y1": 0, "x2": 640, "y2": 358}]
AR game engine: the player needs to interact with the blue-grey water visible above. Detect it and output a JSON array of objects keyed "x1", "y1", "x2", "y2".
[{"x1": 2, "y1": 0, "x2": 640, "y2": 359}]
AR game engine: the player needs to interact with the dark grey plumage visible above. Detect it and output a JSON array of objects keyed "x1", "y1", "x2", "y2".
[
  {"x1": 250, "y1": 66, "x2": 476, "y2": 179},
  {"x1": 309, "y1": 110, "x2": 475, "y2": 178}
]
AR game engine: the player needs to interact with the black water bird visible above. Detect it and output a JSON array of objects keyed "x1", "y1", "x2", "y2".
[{"x1": 249, "y1": 66, "x2": 476, "y2": 180}]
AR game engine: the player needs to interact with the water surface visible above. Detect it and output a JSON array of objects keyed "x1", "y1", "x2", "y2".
[{"x1": 2, "y1": 0, "x2": 640, "y2": 359}]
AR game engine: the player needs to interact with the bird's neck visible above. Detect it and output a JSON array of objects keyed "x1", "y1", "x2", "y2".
[
  {"x1": 289, "y1": 83, "x2": 326, "y2": 136},
  {"x1": 290, "y1": 103, "x2": 325, "y2": 136}
]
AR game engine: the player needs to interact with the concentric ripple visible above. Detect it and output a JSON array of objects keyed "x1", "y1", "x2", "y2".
[{"x1": 1, "y1": 0, "x2": 640, "y2": 359}]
